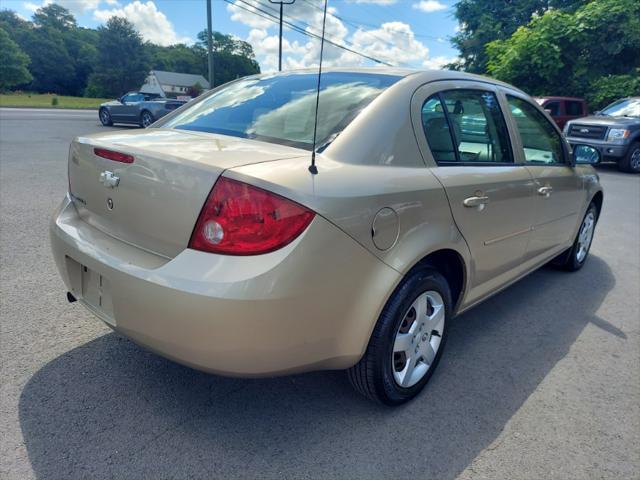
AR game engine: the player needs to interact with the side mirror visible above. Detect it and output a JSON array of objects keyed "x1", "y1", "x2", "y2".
[
  {"x1": 573, "y1": 144, "x2": 601, "y2": 165},
  {"x1": 118, "y1": 96, "x2": 126, "y2": 104}
]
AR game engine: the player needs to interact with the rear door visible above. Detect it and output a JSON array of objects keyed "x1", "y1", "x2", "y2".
[
  {"x1": 504, "y1": 93, "x2": 583, "y2": 260},
  {"x1": 412, "y1": 81, "x2": 537, "y2": 303}
]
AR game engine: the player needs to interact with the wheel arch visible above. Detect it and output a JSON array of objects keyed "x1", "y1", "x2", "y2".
[
  {"x1": 591, "y1": 190, "x2": 604, "y2": 219},
  {"x1": 406, "y1": 248, "x2": 467, "y2": 314}
]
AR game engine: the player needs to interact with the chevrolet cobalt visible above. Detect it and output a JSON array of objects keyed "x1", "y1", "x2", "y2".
[{"x1": 51, "y1": 69, "x2": 603, "y2": 405}]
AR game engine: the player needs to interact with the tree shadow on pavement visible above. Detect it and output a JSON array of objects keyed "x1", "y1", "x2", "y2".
[{"x1": 19, "y1": 255, "x2": 620, "y2": 480}]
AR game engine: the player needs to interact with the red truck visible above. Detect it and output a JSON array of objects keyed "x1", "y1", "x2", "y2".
[{"x1": 534, "y1": 96, "x2": 589, "y2": 130}]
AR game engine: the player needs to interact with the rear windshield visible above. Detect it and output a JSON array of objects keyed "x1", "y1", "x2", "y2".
[{"x1": 160, "y1": 72, "x2": 401, "y2": 150}]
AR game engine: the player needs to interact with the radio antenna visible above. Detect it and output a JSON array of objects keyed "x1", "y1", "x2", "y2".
[{"x1": 308, "y1": 0, "x2": 328, "y2": 175}]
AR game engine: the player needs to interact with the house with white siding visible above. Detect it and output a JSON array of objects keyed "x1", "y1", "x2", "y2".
[{"x1": 140, "y1": 70, "x2": 210, "y2": 99}]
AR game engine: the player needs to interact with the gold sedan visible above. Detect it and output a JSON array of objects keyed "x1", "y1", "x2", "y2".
[{"x1": 51, "y1": 68, "x2": 603, "y2": 405}]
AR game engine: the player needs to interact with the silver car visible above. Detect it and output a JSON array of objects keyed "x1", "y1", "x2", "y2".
[{"x1": 98, "y1": 92, "x2": 186, "y2": 128}]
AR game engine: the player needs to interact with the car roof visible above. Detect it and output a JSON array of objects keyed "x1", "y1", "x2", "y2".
[
  {"x1": 534, "y1": 96, "x2": 586, "y2": 102},
  {"x1": 250, "y1": 67, "x2": 526, "y2": 95}
]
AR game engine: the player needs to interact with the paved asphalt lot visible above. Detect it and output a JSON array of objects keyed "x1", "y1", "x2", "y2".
[{"x1": 1, "y1": 108, "x2": 639, "y2": 480}]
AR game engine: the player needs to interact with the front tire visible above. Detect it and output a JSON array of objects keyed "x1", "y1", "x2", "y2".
[
  {"x1": 99, "y1": 108, "x2": 112, "y2": 126},
  {"x1": 140, "y1": 110, "x2": 154, "y2": 128},
  {"x1": 618, "y1": 142, "x2": 640, "y2": 173},
  {"x1": 554, "y1": 203, "x2": 598, "y2": 271},
  {"x1": 347, "y1": 267, "x2": 451, "y2": 405}
]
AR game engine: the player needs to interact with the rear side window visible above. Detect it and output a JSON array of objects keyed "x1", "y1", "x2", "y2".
[
  {"x1": 421, "y1": 90, "x2": 513, "y2": 164},
  {"x1": 545, "y1": 101, "x2": 561, "y2": 116},
  {"x1": 507, "y1": 96, "x2": 565, "y2": 165},
  {"x1": 566, "y1": 101, "x2": 584, "y2": 116},
  {"x1": 421, "y1": 96, "x2": 457, "y2": 162}
]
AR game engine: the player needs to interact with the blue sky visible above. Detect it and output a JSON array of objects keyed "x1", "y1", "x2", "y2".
[{"x1": 5, "y1": 0, "x2": 460, "y2": 71}]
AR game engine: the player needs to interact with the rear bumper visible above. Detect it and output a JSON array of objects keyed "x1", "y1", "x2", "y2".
[
  {"x1": 50, "y1": 195, "x2": 400, "y2": 377},
  {"x1": 567, "y1": 138, "x2": 628, "y2": 160}
]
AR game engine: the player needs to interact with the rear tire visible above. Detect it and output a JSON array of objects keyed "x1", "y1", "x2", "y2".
[
  {"x1": 99, "y1": 108, "x2": 112, "y2": 126},
  {"x1": 618, "y1": 142, "x2": 640, "y2": 173},
  {"x1": 554, "y1": 203, "x2": 598, "y2": 271},
  {"x1": 347, "y1": 267, "x2": 451, "y2": 405}
]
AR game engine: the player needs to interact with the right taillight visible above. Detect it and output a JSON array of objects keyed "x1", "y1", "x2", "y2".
[{"x1": 189, "y1": 177, "x2": 315, "y2": 255}]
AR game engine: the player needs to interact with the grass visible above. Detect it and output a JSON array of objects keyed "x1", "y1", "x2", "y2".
[{"x1": 0, "y1": 93, "x2": 111, "y2": 109}]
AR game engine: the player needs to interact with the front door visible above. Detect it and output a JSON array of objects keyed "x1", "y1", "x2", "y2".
[
  {"x1": 505, "y1": 94, "x2": 583, "y2": 260},
  {"x1": 112, "y1": 93, "x2": 143, "y2": 122},
  {"x1": 413, "y1": 83, "x2": 537, "y2": 304}
]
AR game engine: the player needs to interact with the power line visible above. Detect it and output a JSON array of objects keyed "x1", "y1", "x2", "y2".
[
  {"x1": 300, "y1": 0, "x2": 442, "y2": 41},
  {"x1": 224, "y1": 0, "x2": 393, "y2": 66}
]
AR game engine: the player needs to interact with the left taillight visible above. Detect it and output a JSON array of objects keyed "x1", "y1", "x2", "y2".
[
  {"x1": 94, "y1": 147, "x2": 134, "y2": 164},
  {"x1": 189, "y1": 177, "x2": 315, "y2": 255}
]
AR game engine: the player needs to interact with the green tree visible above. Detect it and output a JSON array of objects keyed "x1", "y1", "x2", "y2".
[
  {"x1": 195, "y1": 30, "x2": 260, "y2": 86},
  {"x1": 22, "y1": 26, "x2": 76, "y2": 93},
  {"x1": 32, "y1": 3, "x2": 76, "y2": 30},
  {"x1": 451, "y1": 0, "x2": 588, "y2": 73},
  {"x1": 148, "y1": 43, "x2": 203, "y2": 75},
  {"x1": 86, "y1": 17, "x2": 149, "y2": 97},
  {"x1": 0, "y1": 27, "x2": 32, "y2": 90},
  {"x1": 485, "y1": 0, "x2": 640, "y2": 104}
]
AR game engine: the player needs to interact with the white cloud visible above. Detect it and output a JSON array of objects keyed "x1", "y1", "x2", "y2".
[
  {"x1": 24, "y1": 0, "x2": 104, "y2": 14},
  {"x1": 352, "y1": 0, "x2": 398, "y2": 4},
  {"x1": 226, "y1": 1, "x2": 272, "y2": 29},
  {"x1": 229, "y1": 0, "x2": 444, "y2": 72},
  {"x1": 423, "y1": 55, "x2": 456, "y2": 69},
  {"x1": 350, "y1": 21, "x2": 429, "y2": 67},
  {"x1": 23, "y1": 2, "x2": 40, "y2": 12},
  {"x1": 93, "y1": 1, "x2": 191, "y2": 46},
  {"x1": 412, "y1": 1, "x2": 448, "y2": 13}
]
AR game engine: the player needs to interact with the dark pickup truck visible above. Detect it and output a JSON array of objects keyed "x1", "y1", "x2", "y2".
[{"x1": 564, "y1": 97, "x2": 640, "y2": 173}]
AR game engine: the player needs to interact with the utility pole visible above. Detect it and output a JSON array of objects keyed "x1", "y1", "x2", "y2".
[
  {"x1": 269, "y1": 0, "x2": 295, "y2": 71},
  {"x1": 206, "y1": 0, "x2": 214, "y2": 87}
]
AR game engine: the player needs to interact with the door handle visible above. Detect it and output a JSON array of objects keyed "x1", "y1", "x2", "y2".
[
  {"x1": 463, "y1": 195, "x2": 490, "y2": 208},
  {"x1": 537, "y1": 186, "x2": 553, "y2": 196}
]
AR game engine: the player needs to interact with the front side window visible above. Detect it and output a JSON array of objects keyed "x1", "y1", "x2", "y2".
[
  {"x1": 421, "y1": 89, "x2": 513, "y2": 164},
  {"x1": 123, "y1": 93, "x2": 144, "y2": 103},
  {"x1": 508, "y1": 96, "x2": 565, "y2": 165},
  {"x1": 161, "y1": 72, "x2": 400, "y2": 150}
]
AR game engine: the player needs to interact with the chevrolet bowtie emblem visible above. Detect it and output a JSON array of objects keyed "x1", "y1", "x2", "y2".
[{"x1": 99, "y1": 170, "x2": 120, "y2": 188}]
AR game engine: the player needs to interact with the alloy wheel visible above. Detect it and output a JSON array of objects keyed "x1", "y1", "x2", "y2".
[
  {"x1": 142, "y1": 112, "x2": 153, "y2": 128},
  {"x1": 576, "y1": 211, "x2": 595, "y2": 263},
  {"x1": 630, "y1": 148, "x2": 640, "y2": 172},
  {"x1": 392, "y1": 291, "x2": 445, "y2": 388}
]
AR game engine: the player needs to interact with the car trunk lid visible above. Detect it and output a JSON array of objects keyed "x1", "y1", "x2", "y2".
[{"x1": 68, "y1": 128, "x2": 306, "y2": 258}]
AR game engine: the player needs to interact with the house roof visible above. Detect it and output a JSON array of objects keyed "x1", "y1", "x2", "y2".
[{"x1": 151, "y1": 70, "x2": 210, "y2": 89}]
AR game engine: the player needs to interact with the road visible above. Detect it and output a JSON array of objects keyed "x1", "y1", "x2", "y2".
[{"x1": 1, "y1": 108, "x2": 639, "y2": 480}]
